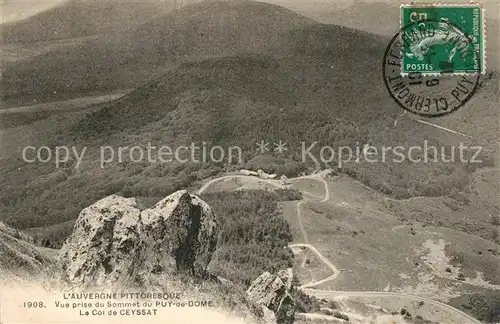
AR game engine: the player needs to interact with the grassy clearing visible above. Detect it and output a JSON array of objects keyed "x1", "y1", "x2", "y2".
[
  {"x1": 299, "y1": 201, "x2": 419, "y2": 291},
  {"x1": 291, "y1": 246, "x2": 333, "y2": 286},
  {"x1": 287, "y1": 176, "x2": 500, "y2": 301},
  {"x1": 289, "y1": 179, "x2": 326, "y2": 198}
]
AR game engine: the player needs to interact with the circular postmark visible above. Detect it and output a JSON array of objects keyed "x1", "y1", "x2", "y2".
[{"x1": 383, "y1": 19, "x2": 481, "y2": 117}]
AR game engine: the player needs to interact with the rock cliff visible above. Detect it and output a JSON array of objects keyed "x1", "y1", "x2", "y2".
[
  {"x1": 57, "y1": 190, "x2": 219, "y2": 288},
  {"x1": 247, "y1": 268, "x2": 296, "y2": 324}
]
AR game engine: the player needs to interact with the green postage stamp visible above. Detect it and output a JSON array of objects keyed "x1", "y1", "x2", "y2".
[{"x1": 400, "y1": 3, "x2": 485, "y2": 75}]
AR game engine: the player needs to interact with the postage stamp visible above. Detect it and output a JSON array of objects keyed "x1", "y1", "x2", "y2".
[
  {"x1": 400, "y1": 3, "x2": 485, "y2": 75},
  {"x1": 382, "y1": 19, "x2": 481, "y2": 117}
]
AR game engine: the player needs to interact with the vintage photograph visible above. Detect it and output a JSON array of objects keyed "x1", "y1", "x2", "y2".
[{"x1": 0, "y1": 0, "x2": 499, "y2": 323}]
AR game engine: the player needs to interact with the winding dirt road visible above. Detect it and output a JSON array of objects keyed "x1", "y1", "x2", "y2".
[
  {"x1": 197, "y1": 172, "x2": 483, "y2": 324},
  {"x1": 289, "y1": 243, "x2": 340, "y2": 289}
]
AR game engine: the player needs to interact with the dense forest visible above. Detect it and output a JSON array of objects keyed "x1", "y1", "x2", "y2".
[
  {"x1": 201, "y1": 190, "x2": 295, "y2": 286},
  {"x1": 201, "y1": 189, "x2": 320, "y2": 313}
]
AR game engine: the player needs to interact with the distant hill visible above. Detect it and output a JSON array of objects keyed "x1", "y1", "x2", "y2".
[
  {"x1": 0, "y1": 0, "x2": 68, "y2": 24},
  {"x1": 1, "y1": 0, "x2": 186, "y2": 44},
  {"x1": 264, "y1": 0, "x2": 499, "y2": 63},
  {"x1": 74, "y1": 28, "x2": 389, "y2": 141},
  {"x1": 3, "y1": 0, "x2": 497, "y2": 107},
  {"x1": 1, "y1": 0, "x2": 315, "y2": 106},
  {"x1": 263, "y1": 0, "x2": 400, "y2": 36}
]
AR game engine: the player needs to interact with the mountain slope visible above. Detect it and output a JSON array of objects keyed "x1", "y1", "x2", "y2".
[
  {"x1": 0, "y1": 13, "x2": 394, "y2": 232},
  {"x1": 3, "y1": 59, "x2": 495, "y2": 236},
  {"x1": 0, "y1": 0, "x2": 498, "y2": 250},
  {"x1": 1, "y1": 0, "x2": 182, "y2": 44},
  {"x1": 1, "y1": 0, "x2": 315, "y2": 106},
  {"x1": 0, "y1": 222, "x2": 55, "y2": 277}
]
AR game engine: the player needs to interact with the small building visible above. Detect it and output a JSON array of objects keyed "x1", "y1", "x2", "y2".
[{"x1": 240, "y1": 169, "x2": 258, "y2": 176}]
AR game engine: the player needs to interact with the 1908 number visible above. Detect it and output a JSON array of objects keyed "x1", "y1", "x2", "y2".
[{"x1": 24, "y1": 301, "x2": 44, "y2": 308}]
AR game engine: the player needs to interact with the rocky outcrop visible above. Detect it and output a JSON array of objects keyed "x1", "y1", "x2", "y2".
[
  {"x1": 57, "y1": 190, "x2": 219, "y2": 288},
  {"x1": 0, "y1": 226, "x2": 53, "y2": 277},
  {"x1": 140, "y1": 191, "x2": 218, "y2": 277},
  {"x1": 246, "y1": 268, "x2": 296, "y2": 324}
]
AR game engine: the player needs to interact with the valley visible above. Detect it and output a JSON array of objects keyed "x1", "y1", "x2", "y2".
[{"x1": 196, "y1": 170, "x2": 498, "y2": 323}]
